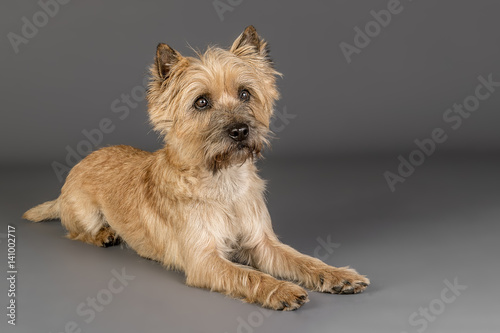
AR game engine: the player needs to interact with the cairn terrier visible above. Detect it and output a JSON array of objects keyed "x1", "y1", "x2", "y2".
[{"x1": 23, "y1": 26, "x2": 369, "y2": 310}]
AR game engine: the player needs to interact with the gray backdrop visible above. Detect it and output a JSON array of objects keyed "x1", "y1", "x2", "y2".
[{"x1": 1, "y1": 1, "x2": 499, "y2": 333}]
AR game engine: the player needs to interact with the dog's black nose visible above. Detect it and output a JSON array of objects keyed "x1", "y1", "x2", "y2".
[{"x1": 228, "y1": 123, "x2": 249, "y2": 141}]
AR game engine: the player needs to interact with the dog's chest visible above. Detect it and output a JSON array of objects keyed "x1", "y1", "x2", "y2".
[{"x1": 201, "y1": 165, "x2": 252, "y2": 202}]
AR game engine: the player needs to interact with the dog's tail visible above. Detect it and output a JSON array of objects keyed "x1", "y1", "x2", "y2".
[{"x1": 22, "y1": 199, "x2": 60, "y2": 222}]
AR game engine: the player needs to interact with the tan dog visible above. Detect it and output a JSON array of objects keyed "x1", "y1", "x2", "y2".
[{"x1": 23, "y1": 26, "x2": 369, "y2": 310}]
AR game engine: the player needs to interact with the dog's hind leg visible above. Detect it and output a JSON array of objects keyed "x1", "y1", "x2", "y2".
[{"x1": 59, "y1": 192, "x2": 120, "y2": 248}]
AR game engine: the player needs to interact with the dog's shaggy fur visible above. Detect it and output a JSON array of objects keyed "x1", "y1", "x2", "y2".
[{"x1": 23, "y1": 26, "x2": 369, "y2": 310}]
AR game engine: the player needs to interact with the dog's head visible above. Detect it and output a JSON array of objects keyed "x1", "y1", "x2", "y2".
[{"x1": 147, "y1": 26, "x2": 280, "y2": 172}]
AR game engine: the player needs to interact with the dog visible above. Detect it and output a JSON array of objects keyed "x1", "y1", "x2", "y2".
[{"x1": 23, "y1": 26, "x2": 369, "y2": 310}]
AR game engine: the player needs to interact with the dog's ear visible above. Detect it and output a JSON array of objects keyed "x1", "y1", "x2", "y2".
[
  {"x1": 230, "y1": 25, "x2": 270, "y2": 62},
  {"x1": 155, "y1": 43, "x2": 181, "y2": 80}
]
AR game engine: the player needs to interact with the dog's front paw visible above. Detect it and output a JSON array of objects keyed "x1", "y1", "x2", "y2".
[
  {"x1": 313, "y1": 266, "x2": 370, "y2": 294},
  {"x1": 263, "y1": 281, "x2": 309, "y2": 311}
]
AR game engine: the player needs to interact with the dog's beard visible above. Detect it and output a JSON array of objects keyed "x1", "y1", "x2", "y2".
[{"x1": 209, "y1": 140, "x2": 264, "y2": 173}]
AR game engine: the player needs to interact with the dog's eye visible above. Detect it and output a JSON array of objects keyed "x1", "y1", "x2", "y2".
[
  {"x1": 194, "y1": 97, "x2": 209, "y2": 110},
  {"x1": 239, "y1": 89, "x2": 250, "y2": 102}
]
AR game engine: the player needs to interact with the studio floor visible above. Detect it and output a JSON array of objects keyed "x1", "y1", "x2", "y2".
[{"x1": 1, "y1": 154, "x2": 499, "y2": 333}]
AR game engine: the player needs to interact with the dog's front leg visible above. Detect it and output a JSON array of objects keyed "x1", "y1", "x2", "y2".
[
  {"x1": 183, "y1": 247, "x2": 308, "y2": 310},
  {"x1": 249, "y1": 234, "x2": 370, "y2": 294}
]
